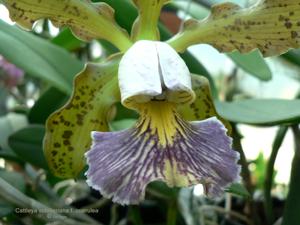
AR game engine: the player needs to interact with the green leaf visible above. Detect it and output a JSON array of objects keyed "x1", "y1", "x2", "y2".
[
  {"x1": 0, "y1": 170, "x2": 26, "y2": 192},
  {"x1": 128, "y1": 206, "x2": 144, "y2": 225},
  {"x1": 110, "y1": 119, "x2": 137, "y2": 131},
  {"x1": 0, "y1": 170, "x2": 26, "y2": 217},
  {"x1": 282, "y1": 128, "x2": 300, "y2": 225},
  {"x1": 51, "y1": 29, "x2": 83, "y2": 51},
  {"x1": 2, "y1": 0, "x2": 132, "y2": 51},
  {"x1": 225, "y1": 183, "x2": 250, "y2": 198},
  {"x1": 0, "y1": 113, "x2": 27, "y2": 160},
  {"x1": 0, "y1": 201, "x2": 14, "y2": 217},
  {"x1": 147, "y1": 181, "x2": 178, "y2": 200},
  {"x1": 44, "y1": 55, "x2": 121, "y2": 178},
  {"x1": 8, "y1": 125, "x2": 48, "y2": 169},
  {"x1": 227, "y1": 50, "x2": 272, "y2": 81},
  {"x1": 168, "y1": 1, "x2": 300, "y2": 57},
  {"x1": 216, "y1": 99, "x2": 300, "y2": 125},
  {"x1": 0, "y1": 20, "x2": 83, "y2": 94},
  {"x1": 100, "y1": 0, "x2": 137, "y2": 33},
  {"x1": 282, "y1": 49, "x2": 300, "y2": 67},
  {"x1": 29, "y1": 87, "x2": 69, "y2": 124}
]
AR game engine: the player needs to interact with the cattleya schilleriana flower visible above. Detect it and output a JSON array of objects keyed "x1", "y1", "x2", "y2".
[{"x1": 3, "y1": 0, "x2": 300, "y2": 205}]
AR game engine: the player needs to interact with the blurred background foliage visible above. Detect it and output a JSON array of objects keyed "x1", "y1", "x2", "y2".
[{"x1": 0, "y1": 0, "x2": 300, "y2": 225}]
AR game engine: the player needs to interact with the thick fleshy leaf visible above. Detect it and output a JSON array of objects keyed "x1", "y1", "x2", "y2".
[
  {"x1": 178, "y1": 75, "x2": 232, "y2": 134},
  {"x1": 168, "y1": 1, "x2": 300, "y2": 56},
  {"x1": 225, "y1": 183, "x2": 250, "y2": 198},
  {"x1": 51, "y1": 28, "x2": 83, "y2": 51},
  {"x1": 2, "y1": 0, "x2": 132, "y2": 51},
  {"x1": 44, "y1": 56, "x2": 121, "y2": 178},
  {"x1": 86, "y1": 102, "x2": 240, "y2": 205},
  {"x1": 227, "y1": 50, "x2": 272, "y2": 81},
  {"x1": 132, "y1": 0, "x2": 169, "y2": 40},
  {"x1": 0, "y1": 113, "x2": 27, "y2": 161},
  {"x1": 8, "y1": 125, "x2": 48, "y2": 169},
  {"x1": 216, "y1": 99, "x2": 300, "y2": 125},
  {"x1": 282, "y1": 49, "x2": 300, "y2": 67},
  {"x1": 29, "y1": 87, "x2": 69, "y2": 124},
  {"x1": 0, "y1": 20, "x2": 83, "y2": 94}
]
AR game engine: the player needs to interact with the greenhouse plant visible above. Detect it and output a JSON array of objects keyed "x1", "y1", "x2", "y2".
[{"x1": 0, "y1": 0, "x2": 300, "y2": 225}]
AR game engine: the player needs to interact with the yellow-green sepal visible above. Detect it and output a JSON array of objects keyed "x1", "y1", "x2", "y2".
[
  {"x1": 168, "y1": 1, "x2": 300, "y2": 57},
  {"x1": 131, "y1": 0, "x2": 169, "y2": 41},
  {"x1": 2, "y1": 0, "x2": 132, "y2": 51},
  {"x1": 44, "y1": 55, "x2": 121, "y2": 178},
  {"x1": 178, "y1": 75, "x2": 232, "y2": 134}
]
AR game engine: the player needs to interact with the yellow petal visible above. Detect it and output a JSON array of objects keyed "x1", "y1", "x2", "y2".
[
  {"x1": 2, "y1": 0, "x2": 132, "y2": 51},
  {"x1": 168, "y1": 1, "x2": 300, "y2": 56},
  {"x1": 44, "y1": 55, "x2": 121, "y2": 178}
]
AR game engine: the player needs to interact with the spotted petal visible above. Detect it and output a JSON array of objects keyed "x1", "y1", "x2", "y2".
[
  {"x1": 2, "y1": 0, "x2": 132, "y2": 51},
  {"x1": 44, "y1": 55, "x2": 121, "y2": 178},
  {"x1": 168, "y1": 0, "x2": 300, "y2": 56},
  {"x1": 85, "y1": 102, "x2": 240, "y2": 205}
]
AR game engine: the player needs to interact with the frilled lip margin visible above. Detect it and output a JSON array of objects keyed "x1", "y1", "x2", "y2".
[{"x1": 85, "y1": 102, "x2": 241, "y2": 205}]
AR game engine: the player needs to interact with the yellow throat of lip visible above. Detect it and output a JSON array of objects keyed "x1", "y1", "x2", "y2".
[{"x1": 136, "y1": 101, "x2": 187, "y2": 147}]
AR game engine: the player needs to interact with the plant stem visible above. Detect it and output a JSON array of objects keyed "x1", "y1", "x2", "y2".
[
  {"x1": 0, "y1": 177, "x2": 92, "y2": 225},
  {"x1": 109, "y1": 204, "x2": 118, "y2": 225},
  {"x1": 231, "y1": 124, "x2": 253, "y2": 193},
  {"x1": 282, "y1": 125, "x2": 300, "y2": 225},
  {"x1": 167, "y1": 200, "x2": 177, "y2": 225},
  {"x1": 133, "y1": 0, "x2": 165, "y2": 41},
  {"x1": 264, "y1": 126, "x2": 288, "y2": 225},
  {"x1": 25, "y1": 165, "x2": 101, "y2": 225},
  {"x1": 199, "y1": 205, "x2": 253, "y2": 225},
  {"x1": 231, "y1": 124, "x2": 259, "y2": 225}
]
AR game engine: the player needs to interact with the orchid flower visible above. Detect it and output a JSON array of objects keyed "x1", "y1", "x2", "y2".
[
  {"x1": 2, "y1": 0, "x2": 300, "y2": 205},
  {"x1": 85, "y1": 40, "x2": 240, "y2": 204}
]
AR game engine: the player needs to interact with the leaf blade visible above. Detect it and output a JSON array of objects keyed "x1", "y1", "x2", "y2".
[
  {"x1": 227, "y1": 50, "x2": 272, "y2": 81},
  {"x1": 0, "y1": 20, "x2": 83, "y2": 94},
  {"x1": 216, "y1": 99, "x2": 300, "y2": 125}
]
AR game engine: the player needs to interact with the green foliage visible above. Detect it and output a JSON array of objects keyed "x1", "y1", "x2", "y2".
[
  {"x1": 0, "y1": 20, "x2": 83, "y2": 94},
  {"x1": 28, "y1": 88, "x2": 69, "y2": 124},
  {"x1": 282, "y1": 145, "x2": 300, "y2": 225},
  {"x1": 8, "y1": 125, "x2": 48, "y2": 169},
  {"x1": 217, "y1": 99, "x2": 300, "y2": 125},
  {"x1": 0, "y1": 0, "x2": 300, "y2": 224},
  {"x1": 225, "y1": 183, "x2": 250, "y2": 198},
  {"x1": 227, "y1": 50, "x2": 272, "y2": 81}
]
